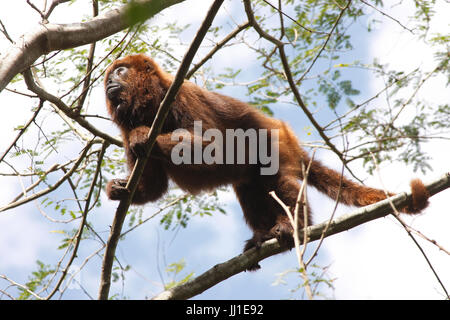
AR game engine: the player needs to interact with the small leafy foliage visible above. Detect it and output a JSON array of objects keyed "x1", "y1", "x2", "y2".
[
  {"x1": 164, "y1": 259, "x2": 194, "y2": 290},
  {"x1": 18, "y1": 261, "x2": 55, "y2": 300},
  {"x1": 160, "y1": 190, "x2": 227, "y2": 230}
]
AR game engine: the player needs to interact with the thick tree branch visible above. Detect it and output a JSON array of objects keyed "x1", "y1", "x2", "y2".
[
  {"x1": 0, "y1": 0, "x2": 185, "y2": 93},
  {"x1": 97, "y1": 0, "x2": 225, "y2": 300},
  {"x1": 152, "y1": 172, "x2": 450, "y2": 300}
]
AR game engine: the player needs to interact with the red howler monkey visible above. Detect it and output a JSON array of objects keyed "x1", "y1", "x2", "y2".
[{"x1": 104, "y1": 54, "x2": 429, "y2": 269}]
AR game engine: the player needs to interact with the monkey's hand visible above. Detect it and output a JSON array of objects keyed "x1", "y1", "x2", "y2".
[
  {"x1": 106, "y1": 178, "x2": 130, "y2": 201},
  {"x1": 129, "y1": 126, "x2": 150, "y2": 158}
]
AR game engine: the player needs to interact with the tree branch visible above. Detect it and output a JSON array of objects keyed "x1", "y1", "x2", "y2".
[
  {"x1": 97, "y1": 0, "x2": 225, "y2": 300},
  {"x1": 45, "y1": 141, "x2": 108, "y2": 300},
  {"x1": 0, "y1": 0, "x2": 186, "y2": 93},
  {"x1": 243, "y1": 0, "x2": 361, "y2": 181},
  {"x1": 74, "y1": 0, "x2": 99, "y2": 114},
  {"x1": 23, "y1": 69, "x2": 123, "y2": 146},
  {"x1": 186, "y1": 21, "x2": 250, "y2": 79},
  {"x1": 0, "y1": 140, "x2": 94, "y2": 213},
  {"x1": 0, "y1": 99, "x2": 44, "y2": 163},
  {"x1": 152, "y1": 172, "x2": 450, "y2": 300}
]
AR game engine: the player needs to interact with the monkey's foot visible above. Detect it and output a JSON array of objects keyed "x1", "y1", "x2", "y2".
[
  {"x1": 243, "y1": 232, "x2": 274, "y2": 271},
  {"x1": 270, "y1": 222, "x2": 294, "y2": 250},
  {"x1": 106, "y1": 178, "x2": 130, "y2": 200}
]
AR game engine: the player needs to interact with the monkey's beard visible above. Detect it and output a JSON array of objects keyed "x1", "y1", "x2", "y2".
[
  {"x1": 114, "y1": 102, "x2": 130, "y2": 125},
  {"x1": 111, "y1": 90, "x2": 132, "y2": 114},
  {"x1": 107, "y1": 87, "x2": 144, "y2": 128},
  {"x1": 113, "y1": 97, "x2": 141, "y2": 129}
]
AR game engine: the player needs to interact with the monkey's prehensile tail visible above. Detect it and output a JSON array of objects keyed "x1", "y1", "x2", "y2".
[{"x1": 303, "y1": 158, "x2": 429, "y2": 214}]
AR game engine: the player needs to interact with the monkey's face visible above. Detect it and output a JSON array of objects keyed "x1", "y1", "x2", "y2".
[
  {"x1": 105, "y1": 54, "x2": 166, "y2": 127},
  {"x1": 105, "y1": 65, "x2": 129, "y2": 105}
]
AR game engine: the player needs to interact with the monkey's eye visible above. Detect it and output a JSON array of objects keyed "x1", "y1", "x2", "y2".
[{"x1": 114, "y1": 66, "x2": 128, "y2": 78}]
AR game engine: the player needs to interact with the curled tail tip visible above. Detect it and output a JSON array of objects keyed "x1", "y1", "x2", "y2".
[{"x1": 403, "y1": 178, "x2": 429, "y2": 214}]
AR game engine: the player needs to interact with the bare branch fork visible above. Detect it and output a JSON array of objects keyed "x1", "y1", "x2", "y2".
[
  {"x1": 97, "y1": 0, "x2": 225, "y2": 300},
  {"x1": 153, "y1": 172, "x2": 450, "y2": 300}
]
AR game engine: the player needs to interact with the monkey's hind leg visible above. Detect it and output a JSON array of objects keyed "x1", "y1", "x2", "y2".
[
  {"x1": 234, "y1": 182, "x2": 278, "y2": 270},
  {"x1": 234, "y1": 175, "x2": 311, "y2": 270},
  {"x1": 267, "y1": 175, "x2": 312, "y2": 250}
]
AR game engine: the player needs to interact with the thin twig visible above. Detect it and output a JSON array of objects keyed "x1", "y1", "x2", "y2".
[
  {"x1": 305, "y1": 121, "x2": 349, "y2": 267},
  {"x1": 45, "y1": 141, "x2": 108, "y2": 299},
  {"x1": 360, "y1": 0, "x2": 414, "y2": 34},
  {"x1": 73, "y1": 0, "x2": 98, "y2": 114},
  {"x1": 0, "y1": 19, "x2": 14, "y2": 43},
  {"x1": 323, "y1": 68, "x2": 419, "y2": 131},
  {"x1": 10, "y1": 163, "x2": 58, "y2": 203},
  {"x1": 0, "y1": 274, "x2": 43, "y2": 300},
  {"x1": 186, "y1": 21, "x2": 250, "y2": 79},
  {"x1": 121, "y1": 195, "x2": 188, "y2": 237},
  {"x1": 0, "y1": 100, "x2": 44, "y2": 163},
  {"x1": 0, "y1": 140, "x2": 94, "y2": 213},
  {"x1": 297, "y1": 0, "x2": 351, "y2": 84},
  {"x1": 398, "y1": 222, "x2": 450, "y2": 256},
  {"x1": 43, "y1": 0, "x2": 71, "y2": 21},
  {"x1": 59, "y1": 245, "x2": 104, "y2": 299},
  {"x1": 261, "y1": 0, "x2": 325, "y2": 35},
  {"x1": 26, "y1": 0, "x2": 45, "y2": 19},
  {"x1": 23, "y1": 69, "x2": 122, "y2": 146},
  {"x1": 269, "y1": 152, "x2": 315, "y2": 299}
]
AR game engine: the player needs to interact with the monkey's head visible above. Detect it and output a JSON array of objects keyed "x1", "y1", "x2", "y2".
[{"x1": 104, "y1": 54, "x2": 172, "y2": 127}]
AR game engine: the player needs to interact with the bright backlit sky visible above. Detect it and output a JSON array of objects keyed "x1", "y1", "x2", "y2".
[{"x1": 0, "y1": 0, "x2": 449, "y2": 300}]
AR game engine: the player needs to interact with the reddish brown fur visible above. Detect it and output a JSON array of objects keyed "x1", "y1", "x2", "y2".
[{"x1": 104, "y1": 54, "x2": 429, "y2": 269}]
